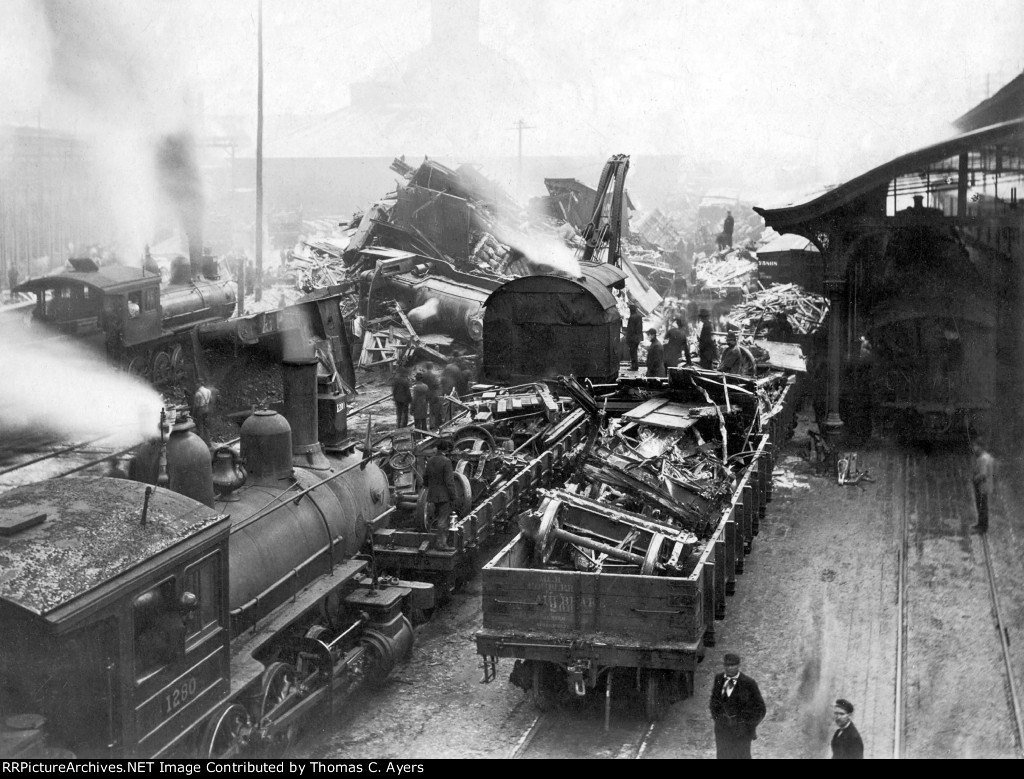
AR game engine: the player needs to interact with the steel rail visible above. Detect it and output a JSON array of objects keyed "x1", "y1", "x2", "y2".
[
  {"x1": 980, "y1": 532, "x2": 1024, "y2": 756},
  {"x1": 893, "y1": 452, "x2": 909, "y2": 759}
]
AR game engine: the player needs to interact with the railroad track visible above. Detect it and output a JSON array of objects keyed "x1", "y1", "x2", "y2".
[
  {"x1": 0, "y1": 435, "x2": 131, "y2": 494},
  {"x1": 895, "y1": 449, "x2": 1024, "y2": 758},
  {"x1": 509, "y1": 704, "x2": 659, "y2": 759}
]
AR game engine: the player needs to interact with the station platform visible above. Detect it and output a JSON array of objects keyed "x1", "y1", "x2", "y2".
[{"x1": 644, "y1": 412, "x2": 1024, "y2": 759}]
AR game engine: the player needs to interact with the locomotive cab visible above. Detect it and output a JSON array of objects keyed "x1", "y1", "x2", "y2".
[
  {"x1": 15, "y1": 258, "x2": 164, "y2": 352},
  {"x1": 0, "y1": 477, "x2": 231, "y2": 758}
]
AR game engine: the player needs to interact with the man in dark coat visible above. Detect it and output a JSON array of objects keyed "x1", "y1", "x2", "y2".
[
  {"x1": 697, "y1": 309, "x2": 719, "y2": 369},
  {"x1": 723, "y1": 210, "x2": 735, "y2": 248},
  {"x1": 831, "y1": 698, "x2": 864, "y2": 759},
  {"x1": 645, "y1": 328, "x2": 666, "y2": 377},
  {"x1": 664, "y1": 315, "x2": 691, "y2": 368},
  {"x1": 423, "y1": 437, "x2": 457, "y2": 550},
  {"x1": 391, "y1": 367, "x2": 412, "y2": 428},
  {"x1": 410, "y1": 373, "x2": 430, "y2": 439},
  {"x1": 709, "y1": 653, "x2": 766, "y2": 759},
  {"x1": 625, "y1": 303, "x2": 644, "y2": 371},
  {"x1": 719, "y1": 331, "x2": 757, "y2": 376}
]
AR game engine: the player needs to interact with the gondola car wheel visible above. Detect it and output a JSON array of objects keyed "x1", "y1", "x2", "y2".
[
  {"x1": 258, "y1": 662, "x2": 300, "y2": 755},
  {"x1": 645, "y1": 669, "x2": 666, "y2": 721},
  {"x1": 200, "y1": 703, "x2": 251, "y2": 758},
  {"x1": 528, "y1": 662, "x2": 552, "y2": 712}
]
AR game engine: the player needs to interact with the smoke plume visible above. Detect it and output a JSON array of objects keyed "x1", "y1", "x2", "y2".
[
  {"x1": 0, "y1": 331, "x2": 165, "y2": 451},
  {"x1": 2, "y1": 1, "x2": 201, "y2": 263}
]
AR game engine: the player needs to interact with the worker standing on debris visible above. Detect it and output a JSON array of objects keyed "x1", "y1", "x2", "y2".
[
  {"x1": 410, "y1": 373, "x2": 430, "y2": 439},
  {"x1": 719, "y1": 332, "x2": 757, "y2": 376},
  {"x1": 646, "y1": 328, "x2": 666, "y2": 377},
  {"x1": 698, "y1": 309, "x2": 719, "y2": 369},
  {"x1": 625, "y1": 302, "x2": 644, "y2": 371},
  {"x1": 664, "y1": 315, "x2": 692, "y2": 368},
  {"x1": 391, "y1": 366, "x2": 412, "y2": 428},
  {"x1": 421, "y1": 363, "x2": 443, "y2": 429},
  {"x1": 191, "y1": 383, "x2": 216, "y2": 445},
  {"x1": 723, "y1": 210, "x2": 735, "y2": 248},
  {"x1": 441, "y1": 362, "x2": 463, "y2": 423},
  {"x1": 423, "y1": 437, "x2": 457, "y2": 551}
]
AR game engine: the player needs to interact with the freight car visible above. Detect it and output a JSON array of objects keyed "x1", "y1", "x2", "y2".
[
  {"x1": 474, "y1": 369, "x2": 797, "y2": 722},
  {"x1": 0, "y1": 363, "x2": 432, "y2": 759},
  {"x1": 15, "y1": 251, "x2": 236, "y2": 388},
  {"x1": 373, "y1": 382, "x2": 591, "y2": 597}
]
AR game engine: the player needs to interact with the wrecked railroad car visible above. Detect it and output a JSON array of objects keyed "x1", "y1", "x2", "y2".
[
  {"x1": 373, "y1": 382, "x2": 591, "y2": 597},
  {"x1": 474, "y1": 367, "x2": 799, "y2": 723},
  {"x1": 481, "y1": 262, "x2": 628, "y2": 385}
]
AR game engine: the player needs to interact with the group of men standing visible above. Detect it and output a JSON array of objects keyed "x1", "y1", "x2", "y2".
[
  {"x1": 625, "y1": 303, "x2": 757, "y2": 377},
  {"x1": 391, "y1": 361, "x2": 469, "y2": 438},
  {"x1": 710, "y1": 653, "x2": 864, "y2": 759}
]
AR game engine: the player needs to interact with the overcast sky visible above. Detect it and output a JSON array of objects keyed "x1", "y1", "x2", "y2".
[{"x1": 2, "y1": 0, "x2": 1022, "y2": 191}]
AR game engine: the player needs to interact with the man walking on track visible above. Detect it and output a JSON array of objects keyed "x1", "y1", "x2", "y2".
[{"x1": 971, "y1": 435, "x2": 994, "y2": 533}]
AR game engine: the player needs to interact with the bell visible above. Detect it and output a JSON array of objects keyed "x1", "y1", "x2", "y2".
[{"x1": 211, "y1": 447, "x2": 247, "y2": 501}]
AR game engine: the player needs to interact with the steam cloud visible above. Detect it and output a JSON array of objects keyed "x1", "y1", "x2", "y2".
[
  {"x1": 0, "y1": 331, "x2": 165, "y2": 449},
  {"x1": 2, "y1": 1, "x2": 202, "y2": 263}
]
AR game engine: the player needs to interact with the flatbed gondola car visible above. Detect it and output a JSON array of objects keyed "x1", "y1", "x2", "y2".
[
  {"x1": 475, "y1": 377, "x2": 796, "y2": 722},
  {"x1": 373, "y1": 383, "x2": 591, "y2": 597}
]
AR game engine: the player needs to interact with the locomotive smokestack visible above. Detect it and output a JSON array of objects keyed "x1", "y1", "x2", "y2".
[
  {"x1": 157, "y1": 133, "x2": 205, "y2": 281},
  {"x1": 282, "y1": 358, "x2": 331, "y2": 470}
]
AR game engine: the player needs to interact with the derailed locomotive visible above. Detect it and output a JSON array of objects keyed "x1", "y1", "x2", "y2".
[
  {"x1": 0, "y1": 362, "x2": 432, "y2": 759},
  {"x1": 15, "y1": 250, "x2": 236, "y2": 388}
]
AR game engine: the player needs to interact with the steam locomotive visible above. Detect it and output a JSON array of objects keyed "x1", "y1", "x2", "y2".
[
  {"x1": 858, "y1": 199, "x2": 997, "y2": 441},
  {"x1": 14, "y1": 250, "x2": 237, "y2": 387},
  {"x1": 0, "y1": 360, "x2": 432, "y2": 759}
]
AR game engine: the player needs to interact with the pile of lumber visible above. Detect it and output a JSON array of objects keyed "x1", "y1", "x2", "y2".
[
  {"x1": 728, "y1": 283, "x2": 829, "y2": 335},
  {"x1": 696, "y1": 256, "x2": 757, "y2": 290}
]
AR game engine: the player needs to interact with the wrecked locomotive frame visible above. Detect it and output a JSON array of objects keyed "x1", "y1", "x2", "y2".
[{"x1": 474, "y1": 360, "x2": 800, "y2": 723}]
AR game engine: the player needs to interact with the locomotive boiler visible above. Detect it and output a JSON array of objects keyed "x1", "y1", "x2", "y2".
[
  {"x1": 0, "y1": 361, "x2": 432, "y2": 759},
  {"x1": 363, "y1": 251, "x2": 497, "y2": 345}
]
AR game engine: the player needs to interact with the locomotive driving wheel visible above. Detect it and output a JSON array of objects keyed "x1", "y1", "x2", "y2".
[
  {"x1": 257, "y1": 662, "x2": 300, "y2": 756},
  {"x1": 151, "y1": 349, "x2": 174, "y2": 387},
  {"x1": 169, "y1": 343, "x2": 189, "y2": 385},
  {"x1": 124, "y1": 353, "x2": 150, "y2": 380},
  {"x1": 200, "y1": 703, "x2": 252, "y2": 758}
]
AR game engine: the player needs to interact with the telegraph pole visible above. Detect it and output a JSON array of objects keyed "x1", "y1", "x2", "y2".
[
  {"x1": 254, "y1": 0, "x2": 264, "y2": 303},
  {"x1": 513, "y1": 119, "x2": 534, "y2": 201}
]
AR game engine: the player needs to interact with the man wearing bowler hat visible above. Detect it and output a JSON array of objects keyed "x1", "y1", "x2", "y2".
[
  {"x1": 709, "y1": 653, "x2": 766, "y2": 759},
  {"x1": 831, "y1": 698, "x2": 864, "y2": 759}
]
